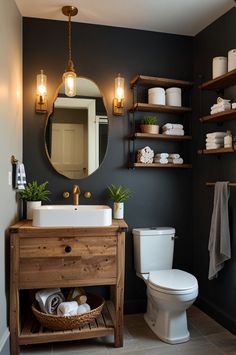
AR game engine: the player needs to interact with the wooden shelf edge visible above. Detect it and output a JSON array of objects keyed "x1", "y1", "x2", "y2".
[
  {"x1": 132, "y1": 133, "x2": 192, "y2": 141},
  {"x1": 133, "y1": 163, "x2": 192, "y2": 168},
  {"x1": 198, "y1": 146, "x2": 236, "y2": 155},
  {"x1": 199, "y1": 108, "x2": 236, "y2": 123},
  {"x1": 19, "y1": 301, "x2": 115, "y2": 345},
  {"x1": 199, "y1": 68, "x2": 236, "y2": 90},
  {"x1": 130, "y1": 74, "x2": 193, "y2": 88},
  {"x1": 130, "y1": 102, "x2": 192, "y2": 114}
]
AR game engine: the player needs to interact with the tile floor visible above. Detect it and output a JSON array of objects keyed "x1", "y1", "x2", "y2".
[{"x1": 20, "y1": 306, "x2": 236, "y2": 354}]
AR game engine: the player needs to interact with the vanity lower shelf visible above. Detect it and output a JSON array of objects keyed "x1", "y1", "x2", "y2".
[{"x1": 19, "y1": 300, "x2": 115, "y2": 345}]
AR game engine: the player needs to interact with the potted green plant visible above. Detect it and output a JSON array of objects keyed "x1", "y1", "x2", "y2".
[
  {"x1": 20, "y1": 181, "x2": 51, "y2": 220},
  {"x1": 107, "y1": 184, "x2": 132, "y2": 219},
  {"x1": 140, "y1": 115, "x2": 159, "y2": 134}
]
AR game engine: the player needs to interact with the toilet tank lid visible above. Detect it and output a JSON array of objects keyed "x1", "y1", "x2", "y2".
[
  {"x1": 132, "y1": 227, "x2": 175, "y2": 236},
  {"x1": 149, "y1": 269, "x2": 198, "y2": 291}
]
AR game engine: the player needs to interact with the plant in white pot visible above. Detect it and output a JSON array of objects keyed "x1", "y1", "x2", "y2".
[
  {"x1": 108, "y1": 184, "x2": 132, "y2": 219},
  {"x1": 140, "y1": 115, "x2": 159, "y2": 134},
  {"x1": 20, "y1": 181, "x2": 51, "y2": 220}
]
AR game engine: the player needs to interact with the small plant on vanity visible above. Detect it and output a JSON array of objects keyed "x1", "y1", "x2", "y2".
[
  {"x1": 107, "y1": 184, "x2": 132, "y2": 220},
  {"x1": 20, "y1": 181, "x2": 51, "y2": 220},
  {"x1": 140, "y1": 115, "x2": 159, "y2": 134}
]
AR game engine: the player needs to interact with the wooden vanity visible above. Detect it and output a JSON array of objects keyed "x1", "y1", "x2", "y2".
[{"x1": 10, "y1": 219, "x2": 127, "y2": 355}]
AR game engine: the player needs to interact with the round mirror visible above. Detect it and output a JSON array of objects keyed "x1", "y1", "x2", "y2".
[{"x1": 45, "y1": 77, "x2": 108, "y2": 179}]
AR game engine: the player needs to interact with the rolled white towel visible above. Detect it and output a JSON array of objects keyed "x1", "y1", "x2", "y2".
[
  {"x1": 206, "y1": 137, "x2": 224, "y2": 143},
  {"x1": 206, "y1": 132, "x2": 227, "y2": 139},
  {"x1": 35, "y1": 288, "x2": 65, "y2": 314},
  {"x1": 168, "y1": 158, "x2": 183, "y2": 164},
  {"x1": 154, "y1": 153, "x2": 169, "y2": 159},
  {"x1": 162, "y1": 123, "x2": 183, "y2": 131},
  {"x1": 162, "y1": 128, "x2": 184, "y2": 136},
  {"x1": 206, "y1": 143, "x2": 223, "y2": 150},
  {"x1": 169, "y1": 153, "x2": 180, "y2": 159},
  {"x1": 232, "y1": 103, "x2": 236, "y2": 109},
  {"x1": 140, "y1": 146, "x2": 154, "y2": 156},
  {"x1": 57, "y1": 301, "x2": 79, "y2": 316},
  {"x1": 154, "y1": 158, "x2": 168, "y2": 164},
  {"x1": 77, "y1": 303, "x2": 91, "y2": 315},
  {"x1": 173, "y1": 158, "x2": 183, "y2": 164},
  {"x1": 137, "y1": 153, "x2": 153, "y2": 163}
]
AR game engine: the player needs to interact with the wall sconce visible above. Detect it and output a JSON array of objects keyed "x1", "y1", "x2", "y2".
[
  {"x1": 35, "y1": 70, "x2": 47, "y2": 113},
  {"x1": 62, "y1": 6, "x2": 78, "y2": 97},
  {"x1": 113, "y1": 74, "x2": 125, "y2": 115}
]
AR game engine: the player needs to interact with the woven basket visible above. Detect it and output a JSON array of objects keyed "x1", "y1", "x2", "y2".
[{"x1": 32, "y1": 293, "x2": 105, "y2": 331}]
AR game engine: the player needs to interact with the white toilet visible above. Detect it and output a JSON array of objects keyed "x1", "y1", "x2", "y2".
[{"x1": 133, "y1": 227, "x2": 198, "y2": 344}]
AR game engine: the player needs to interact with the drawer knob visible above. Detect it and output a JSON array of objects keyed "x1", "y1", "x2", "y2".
[{"x1": 64, "y1": 245, "x2": 72, "y2": 253}]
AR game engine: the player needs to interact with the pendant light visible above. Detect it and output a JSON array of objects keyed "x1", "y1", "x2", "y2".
[{"x1": 62, "y1": 6, "x2": 78, "y2": 97}]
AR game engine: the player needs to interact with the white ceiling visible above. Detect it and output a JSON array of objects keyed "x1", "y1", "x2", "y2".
[{"x1": 14, "y1": 0, "x2": 235, "y2": 36}]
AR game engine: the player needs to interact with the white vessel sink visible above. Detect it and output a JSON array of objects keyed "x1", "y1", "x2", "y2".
[{"x1": 32, "y1": 205, "x2": 112, "y2": 227}]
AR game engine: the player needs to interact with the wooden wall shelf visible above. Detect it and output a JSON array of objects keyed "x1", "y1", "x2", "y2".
[
  {"x1": 198, "y1": 146, "x2": 236, "y2": 155},
  {"x1": 199, "y1": 68, "x2": 236, "y2": 90},
  {"x1": 130, "y1": 74, "x2": 193, "y2": 89},
  {"x1": 131, "y1": 133, "x2": 192, "y2": 141},
  {"x1": 199, "y1": 108, "x2": 236, "y2": 123},
  {"x1": 130, "y1": 102, "x2": 192, "y2": 114},
  {"x1": 133, "y1": 163, "x2": 192, "y2": 168}
]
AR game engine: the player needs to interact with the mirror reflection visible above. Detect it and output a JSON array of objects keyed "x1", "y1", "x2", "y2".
[{"x1": 45, "y1": 77, "x2": 108, "y2": 179}]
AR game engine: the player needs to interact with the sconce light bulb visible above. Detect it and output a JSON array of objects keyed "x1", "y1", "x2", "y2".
[
  {"x1": 36, "y1": 70, "x2": 47, "y2": 96},
  {"x1": 115, "y1": 74, "x2": 124, "y2": 100},
  {"x1": 116, "y1": 87, "x2": 124, "y2": 101}
]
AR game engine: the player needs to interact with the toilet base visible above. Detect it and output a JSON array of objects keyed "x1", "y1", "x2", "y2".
[
  {"x1": 144, "y1": 287, "x2": 193, "y2": 344},
  {"x1": 144, "y1": 312, "x2": 190, "y2": 344}
]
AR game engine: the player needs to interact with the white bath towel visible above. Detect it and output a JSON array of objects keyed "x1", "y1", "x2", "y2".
[
  {"x1": 154, "y1": 158, "x2": 168, "y2": 164},
  {"x1": 169, "y1": 153, "x2": 180, "y2": 159},
  {"x1": 208, "y1": 182, "x2": 231, "y2": 280},
  {"x1": 162, "y1": 129, "x2": 184, "y2": 136},
  {"x1": 206, "y1": 143, "x2": 223, "y2": 150},
  {"x1": 35, "y1": 288, "x2": 65, "y2": 314},
  {"x1": 162, "y1": 123, "x2": 183, "y2": 131},
  {"x1": 168, "y1": 158, "x2": 183, "y2": 164},
  {"x1": 206, "y1": 132, "x2": 227, "y2": 139},
  {"x1": 57, "y1": 301, "x2": 79, "y2": 316},
  {"x1": 154, "y1": 153, "x2": 169, "y2": 159},
  {"x1": 206, "y1": 137, "x2": 224, "y2": 144}
]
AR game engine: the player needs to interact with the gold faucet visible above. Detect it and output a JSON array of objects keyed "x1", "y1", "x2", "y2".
[{"x1": 72, "y1": 185, "x2": 80, "y2": 206}]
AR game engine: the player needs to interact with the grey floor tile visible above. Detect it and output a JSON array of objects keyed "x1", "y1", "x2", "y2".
[
  {"x1": 205, "y1": 331, "x2": 236, "y2": 353},
  {"x1": 52, "y1": 338, "x2": 109, "y2": 354},
  {"x1": 19, "y1": 307, "x2": 235, "y2": 355},
  {"x1": 20, "y1": 343, "x2": 53, "y2": 354}
]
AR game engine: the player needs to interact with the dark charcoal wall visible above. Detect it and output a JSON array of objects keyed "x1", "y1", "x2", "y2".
[
  {"x1": 23, "y1": 18, "x2": 193, "y2": 312},
  {"x1": 192, "y1": 8, "x2": 236, "y2": 332}
]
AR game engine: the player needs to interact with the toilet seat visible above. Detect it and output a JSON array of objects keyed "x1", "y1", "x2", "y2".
[{"x1": 148, "y1": 269, "x2": 198, "y2": 295}]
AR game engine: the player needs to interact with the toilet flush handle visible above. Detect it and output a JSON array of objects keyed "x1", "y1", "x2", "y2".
[{"x1": 172, "y1": 235, "x2": 179, "y2": 240}]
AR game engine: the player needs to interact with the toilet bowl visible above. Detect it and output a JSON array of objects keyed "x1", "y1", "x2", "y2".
[
  {"x1": 133, "y1": 227, "x2": 199, "y2": 344},
  {"x1": 139, "y1": 269, "x2": 198, "y2": 344}
]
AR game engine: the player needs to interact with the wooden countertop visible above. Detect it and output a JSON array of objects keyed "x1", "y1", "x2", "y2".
[{"x1": 10, "y1": 219, "x2": 128, "y2": 234}]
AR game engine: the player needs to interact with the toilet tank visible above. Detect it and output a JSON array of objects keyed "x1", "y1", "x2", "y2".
[{"x1": 133, "y1": 227, "x2": 175, "y2": 274}]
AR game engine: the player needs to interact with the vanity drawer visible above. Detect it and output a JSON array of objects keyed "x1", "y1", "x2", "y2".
[
  {"x1": 19, "y1": 235, "x2": 117, "y2": 258},
  {"x1": 19, "y1": 235, "x2": 117, "y2": 288}
]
